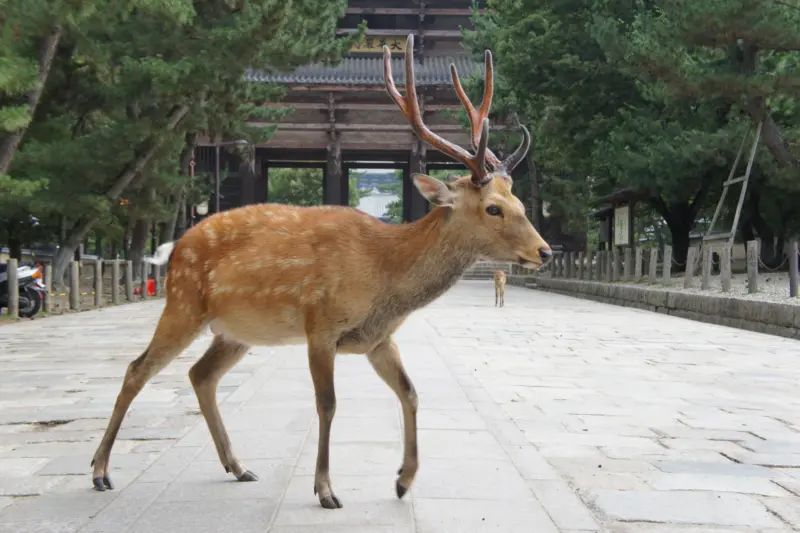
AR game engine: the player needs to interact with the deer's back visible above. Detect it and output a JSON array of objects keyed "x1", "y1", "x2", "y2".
[{"x1": 165, "y1": 204, "x2": 389, "y2": 347}]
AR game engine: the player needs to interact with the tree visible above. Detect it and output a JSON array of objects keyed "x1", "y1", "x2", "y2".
[
  {"x1": 466, "y1": 0, "x2": 774, "y2": 265},
  {"x1": 592, "y1": 0, "x2": 800, "y2": 262},
  {"x1": 268, "y1": 167, "x2": 367, "y2": 207},
  {"x1": 593, "y1": 0, "x2": 800, "y2": 171},
  {"x1": 2, "y1": 0, "x2": 362, "y2": 283}
]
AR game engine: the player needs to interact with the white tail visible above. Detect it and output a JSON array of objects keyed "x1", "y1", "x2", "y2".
[{"x1": 144, "y1": 242, "x2": 175, "y2": 266}]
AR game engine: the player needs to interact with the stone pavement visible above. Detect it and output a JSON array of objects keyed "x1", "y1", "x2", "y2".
[{"x1": 0, "y1": 280, "x2": 798, "y2": 532}]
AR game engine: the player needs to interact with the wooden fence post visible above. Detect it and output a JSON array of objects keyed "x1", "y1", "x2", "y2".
[
  {"x1": 587, "y1": 251, "x2": 594, "y2": 281},
  {"x1": 662, "y1": 245, "x2": 672, "y2": 284},
  {"x1": 125, "y1": 261, "x2": 134, "y2": 301},
  {"x1": 721, "y1": 244, "x2": 732, "y2": 292},
  {"x1": 701, "y1": 246, "x2": 712, "y2": 290},
  {"x1": 43, "y1": 263, "x2": 53, "y2": 313},
  {"x1": 634, "y1": 248, "x2": 643, "y2": 281},
  {"x1": 578, "y1": 252, "x2": 585, "y2": 280},
  {"x1": 140, "y1": 263, "x2": 148, "y2": 299},
  {"x1": 648, "y1": 248, "x2": 658, "y2": 283},
  {"x1": 154, "y1": 264, "x2": 161, "y2": 296},
  {"x1": 69, "y1": 261, "x2": 80, "y2": 310},
  {"x1": 612, "y1": 248, "x2": 620, "y2": 281},
  {"x1": 7, "y1": 259, "x2": 18, "y2": 317},
  {"x1": 790, "y1": 239, "x2": 798, "y2": 298},
  {"x1": 94, "y1": 260, "x2": 103, "y2": 307},
  {"x1": 565, "y1": 252, "x2": 572, "y2": 278},
  {"x1": 111, "y1": 260, "x2": 120, "y2": 304},
  {"x1": 683, "y1": 247, "x2": 697, "y2": 288},
  {"x1": 623, "y1": 248, "x2": 632, "y2": 280},
  {"x1": 747, "y1": 240, "x2": 758, "y2": 293},
  {"x1": 596, "y1": 251, "x2": 604, "y2": 281}
]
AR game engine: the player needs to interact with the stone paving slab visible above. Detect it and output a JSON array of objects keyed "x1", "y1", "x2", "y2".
[{"x1": 0, "y1": 280, "x2": 798, "y2": 531}]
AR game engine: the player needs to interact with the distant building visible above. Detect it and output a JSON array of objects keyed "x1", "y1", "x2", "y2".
[{"x1": 354, "y1": 172, "x2": 400, "y2": 191}]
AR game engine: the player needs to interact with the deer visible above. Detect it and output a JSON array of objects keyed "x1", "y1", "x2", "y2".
[
  {"x1": 494, "y1": 270, "x2": 507, "y2": 307},
  {"x1": 88, "y1": 34, "x2": 551, "y2": 510}
]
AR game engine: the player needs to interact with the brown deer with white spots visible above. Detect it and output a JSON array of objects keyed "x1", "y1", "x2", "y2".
[
  {"x1": 494, "y1": 270, "x2": 507, "y2": 307},
  {"x1": 90, "y1": 34, "x2": 551, "y2": 509}
]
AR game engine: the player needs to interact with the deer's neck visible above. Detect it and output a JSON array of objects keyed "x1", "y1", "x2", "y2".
[{"x1": 380, "y1": 207, "x2": 479, "y2": 309}]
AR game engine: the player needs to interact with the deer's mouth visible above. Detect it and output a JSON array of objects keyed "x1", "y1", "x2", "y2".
[{"x1": 517, "y1": 256, "x2": 542, "y2": 269}]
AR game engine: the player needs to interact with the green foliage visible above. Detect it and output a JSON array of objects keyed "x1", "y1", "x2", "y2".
[
  {"x1": 467, "y1": 0, "x2": 800, "y2": 263},
  {"x1": 268, "y1": 168, "x2": 366, "y2": 208},
  {"x1": 0, "y1": 0, "x2": 361, "y2": 269}
]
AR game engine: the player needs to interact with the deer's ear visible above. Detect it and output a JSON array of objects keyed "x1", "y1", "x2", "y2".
[{"x1": 412, "y1": 173, "x2": 457, "y2": 207}]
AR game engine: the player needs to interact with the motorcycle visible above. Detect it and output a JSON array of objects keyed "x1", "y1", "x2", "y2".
[{"x1": 0, "y1": 262, "x2": 46, "y2": 318}]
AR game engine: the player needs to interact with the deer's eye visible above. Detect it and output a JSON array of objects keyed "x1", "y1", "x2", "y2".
[{"x1": 486, "y1": 205, "x2": 503, "y2": 217}]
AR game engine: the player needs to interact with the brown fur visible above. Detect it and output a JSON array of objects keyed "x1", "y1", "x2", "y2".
[
  {"x1": 494, "y1": 270, "x2": 507, "y2": 307},
  {"x1": 90, "y1": 35, "x2": 551, "y2": 510}
]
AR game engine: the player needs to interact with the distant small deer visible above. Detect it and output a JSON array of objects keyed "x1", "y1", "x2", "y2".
[
  {"x1": 494, "y1": 270, "x2": 507, "y2": 307},
  {"x1": 89, "y1": 34, "x2": 551, "y2": 510}
]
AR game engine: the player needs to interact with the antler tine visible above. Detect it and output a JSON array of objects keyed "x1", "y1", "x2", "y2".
[
  {"x1": 473, "y1": 118, "x2": 492, "y2": 186},
  {"x1": 502, "y1": 124, "x2": 531, "y2": 173},
  {"x1": 449, "y1": 50, "x2": 503, "y2": 171},
  {"x1": 384, "y1": 35, "x2": 488, "y2": 182}
]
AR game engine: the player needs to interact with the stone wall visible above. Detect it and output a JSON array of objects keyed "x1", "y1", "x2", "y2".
[{"x1": 532, "y1": 277, "x2": 800, "y2": 340}]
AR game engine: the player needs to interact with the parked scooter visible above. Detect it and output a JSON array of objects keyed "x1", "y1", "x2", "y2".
[{"x1": 0, "y1": 262, "x2": 46, "y2": 317}]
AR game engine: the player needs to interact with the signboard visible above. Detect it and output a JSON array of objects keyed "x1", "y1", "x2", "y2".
[
  {"x1": 614, "y1": 205, "x2": 630, "y2": 246},
  {"x1": 350, "y1": 37, "x2": 405, "y2": 54}
]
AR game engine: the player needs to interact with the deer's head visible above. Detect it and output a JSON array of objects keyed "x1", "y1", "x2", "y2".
[{"x1": 384, "y1": 35, "x2": 552, "y2": 269}]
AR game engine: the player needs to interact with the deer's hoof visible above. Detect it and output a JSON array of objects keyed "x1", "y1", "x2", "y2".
[
  {"x1": 319, "y1": 494, "x2": 343, "y2": 509},
  {"x1": 396, "y1": 479, "x2": 408, "y2": 499},
  {"x1": 92, "y1": 475, "x2": 113, "y2": 491},
  {"x1": 237, "y1": 470, "x2": 259, "y2": 482}
]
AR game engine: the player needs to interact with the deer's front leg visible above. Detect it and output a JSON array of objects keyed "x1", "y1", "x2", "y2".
[
  {"x1": 367, "y1": 339, "x2": 418, "y2": 499},
  {"x1": 308, "y1": 341, "x2": 341, "y2": 509}
]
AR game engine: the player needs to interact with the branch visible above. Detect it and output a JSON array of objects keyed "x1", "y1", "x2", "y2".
[
  {"x1": 0, "y1": 24, "x2": 62, "y2": 174},
  {"x1": 106, "y1": 104, "x2": 191, "y2": 199}
]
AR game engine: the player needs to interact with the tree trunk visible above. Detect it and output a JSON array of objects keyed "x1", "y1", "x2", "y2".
[
  {"x1": 0, "y1": 25, "x2": 62, "y2": 175},
  {"x1": 53, "y1": 216, "x2": 97, "y2": 286},
  {"x1": 166, "y1": 131, "x2": 196, "y2": 242},
  {"x1": 527, "y1": 155, "x2": 542, "y2": 229},
  {"x1": 650, "y1": 198, "x2": 693, "y2": 271},
  {"x1": 161, "y1": 189, "x2": 184, "y2": 243},
  {"x1": 128, "y1": 218, "x2": 151, "y2": 281},
  {"x1": 53, "y1": 104, "x2": 193, "y2": 282}
]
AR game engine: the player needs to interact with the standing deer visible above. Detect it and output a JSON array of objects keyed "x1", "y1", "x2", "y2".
[
  {"x1": 494, "y1": 270, "x2": 507, "y2": 307},
  {"x1": 89, "y1": 34, "x2": 551, "y2": 509}
]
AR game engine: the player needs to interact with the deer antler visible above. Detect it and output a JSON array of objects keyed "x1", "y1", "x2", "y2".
[
  {"x1": 450, "y1": 51, "x2": 532, "y2": 176},
  {"x1": 384, "y1": 34, "x2": 492, "y2": 187}
]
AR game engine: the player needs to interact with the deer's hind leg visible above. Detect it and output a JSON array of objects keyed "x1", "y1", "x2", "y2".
[
  {"x1": 367, "y1": 339, "x2": 418, "y2": 499},
  {"x1": 91, "y1": 305, "x2": 204, "y2": 491},
  {"x1": 188, "y1": 335, "x2": 255, "y2": 481}
]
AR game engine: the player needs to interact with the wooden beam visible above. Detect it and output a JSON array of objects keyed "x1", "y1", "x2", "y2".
[
  {"x1": 250, "y1": 123, "x2": 499, "y2": 132},
  {"x1": 337, "y1": 29, "x2": 463, "y2": 38},
  {"x1": 262, "y1": 102, "x2": 462, "y2": 111},
  {"x1": 345, "y1": 8, "x2": 482, "y2": 16}
]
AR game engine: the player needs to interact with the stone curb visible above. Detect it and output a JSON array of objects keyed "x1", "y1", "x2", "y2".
[{"x1": 523, "y1": 277, "x2": 800, "y2": 340}]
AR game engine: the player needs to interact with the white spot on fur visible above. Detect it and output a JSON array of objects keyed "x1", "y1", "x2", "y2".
[
  {"x1": 204, "y1": 225, "x2": 218, "y2": 245},
  {"x1": 277, "y1": 258, "x2": 314, "y2": 267},
  {"x1": 181, "y1": 248, "x2": 198, "y2": 264}
]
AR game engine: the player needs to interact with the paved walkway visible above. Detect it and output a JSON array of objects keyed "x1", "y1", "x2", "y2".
[{"x1": 0, "y1": 280, "x2": 798, "y2": 532}]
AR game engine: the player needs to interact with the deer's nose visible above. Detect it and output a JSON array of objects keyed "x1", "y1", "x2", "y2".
[{"x1": 539, "y1": 248, "x2": 553, "y2": 262}]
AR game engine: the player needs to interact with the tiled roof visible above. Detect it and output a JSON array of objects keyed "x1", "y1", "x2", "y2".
[{"x1": 246, "y1": 55, "x2": 482, "y2": 86}]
